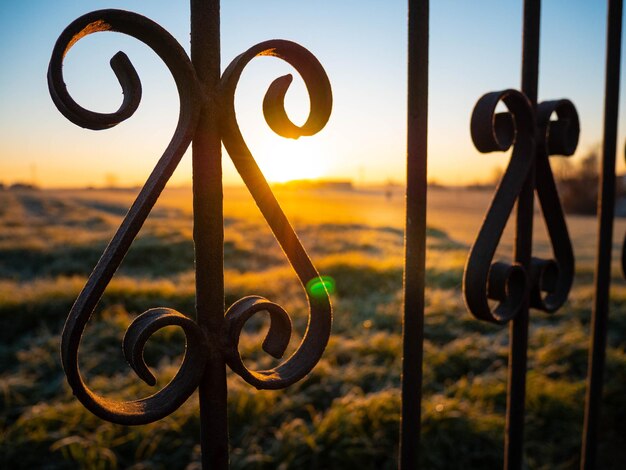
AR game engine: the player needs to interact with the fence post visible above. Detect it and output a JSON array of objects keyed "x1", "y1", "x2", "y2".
[
  {"x1": 190, "y1": 0, "x2": 230, "y2": 467},
  {"x1": 401, "y1": 1, "x2": 429, "y2": 468},
  {"x1": 505, "y1": 2, "x2": 541, "y2": 469},
  {"x1": 581, "y1": 1, "x2": 623, "y2": 468}
]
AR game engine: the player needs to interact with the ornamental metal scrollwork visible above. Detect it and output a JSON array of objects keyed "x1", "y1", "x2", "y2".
[
  {"x1": 48, "y1": 9, "x2": 332, "y2": 425},
  {"x1": 463, "y1": 89, "x2": 578, "y2": 324},
  {"x1": 533, "y1": 99, "x2": 577, "y2": 312},
  {"x1": 219, "y1": 40, "x2": 332, "y2": 390}
]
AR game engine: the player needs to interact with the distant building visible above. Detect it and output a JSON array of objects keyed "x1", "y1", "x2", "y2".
[{"x1": 274, "y1": 179, "x2": 354, "y2": 191}]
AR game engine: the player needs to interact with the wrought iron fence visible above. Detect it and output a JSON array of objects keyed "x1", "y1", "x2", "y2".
[{"x1": 47, "y1": 0, "x2": 623, "y2": 468}]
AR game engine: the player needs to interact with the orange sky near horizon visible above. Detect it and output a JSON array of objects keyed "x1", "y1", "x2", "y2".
[{"x1": 2, "y1": 1, "x2": 626, "y2": 189}]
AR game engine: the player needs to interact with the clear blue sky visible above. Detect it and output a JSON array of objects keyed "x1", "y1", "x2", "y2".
[{"x1": 0, "y1": 1, "x2": 624, "y2": 187}]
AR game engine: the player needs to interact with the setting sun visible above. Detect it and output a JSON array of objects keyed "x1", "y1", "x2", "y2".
[{"x1": 252, "y1": 137, "x2": 330, "y2": 183}]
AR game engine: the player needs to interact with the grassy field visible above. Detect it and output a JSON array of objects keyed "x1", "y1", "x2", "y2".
[{"x1": 1, "y1": 185, "x2": 625, "y2": 469}]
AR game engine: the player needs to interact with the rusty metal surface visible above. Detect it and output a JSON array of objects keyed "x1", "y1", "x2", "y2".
[
  {"x1": 48, "y1": 5, "x2": 332, "y2": 465},
  {"x1": 190, "y1": 0, "x2": 228, "y2": 465}
]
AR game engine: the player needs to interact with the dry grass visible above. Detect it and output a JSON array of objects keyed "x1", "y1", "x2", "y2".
[{"x1": 0, "y1": 187, "x2": 625, "y2": 469}]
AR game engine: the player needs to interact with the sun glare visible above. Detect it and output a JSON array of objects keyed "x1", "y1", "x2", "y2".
[{"x1": 256, "y1": 138, "x2": 329, "y2": 183}]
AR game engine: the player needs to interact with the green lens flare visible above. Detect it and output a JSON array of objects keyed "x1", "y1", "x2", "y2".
[{"x1": 306, "y1": 276, "x2": 336, "y2": 298}]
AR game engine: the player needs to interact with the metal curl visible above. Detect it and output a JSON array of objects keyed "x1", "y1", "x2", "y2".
[
  {"x1": 464, "y1": 89, "x2": 535, "y2": 324},
  {"x1": 537, "y1": 99, "x2": 580, "y2": 157},
  {"x1": 50, "y1": 10, "x2": 205, "y2": 425},
  {"x1": 218, "y1": 40, "x2": 333, "y2": 389},
  {"x1": 223, "y1": 296, "x2": 293, "y2": 388},
  {"x1": 225, "y1": 39, "x2": 332, "y2": 140},
  {"x1": 123, "y1": 308, "x2": 207, "y2": 388},
  {"x1": 531, "y1": 99, "x2": 578, "y2": 312},
  {"x1": 78, "y1": 308, "x2": 207, "y2": 425},
  {"x1": 48, "y1": 13, "x2": 144, "y2": 130}
]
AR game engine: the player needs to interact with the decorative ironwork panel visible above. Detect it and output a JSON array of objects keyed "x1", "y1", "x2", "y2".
[
  {"x1": 48, "y1": 5, "x2": 332, "y2": 467},
  {"x1": 464, "y1": 91, "x2": 577, "y2": 325},
  {"x1": 461, "y1": 1, "x2": 587, "y2": 467}
]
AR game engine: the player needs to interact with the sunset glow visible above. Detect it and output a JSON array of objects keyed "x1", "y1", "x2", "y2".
[
  {"x1": 253, "y1": 139, "x2": 330, "y2": 183},
  {"x1": 1, "y1": 1, "x2": 625, "y2": 189}
]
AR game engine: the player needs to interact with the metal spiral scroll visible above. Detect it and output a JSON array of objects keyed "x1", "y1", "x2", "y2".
[
  {"x1": 48, "y1": 10, "x2": 332, "y2": 425},
  {"x1": 219, "y1": 41, "x2": 333, "y2": 390},
  {"x1": 463, "y1": 89, "x2": 578, "y2": 324}
]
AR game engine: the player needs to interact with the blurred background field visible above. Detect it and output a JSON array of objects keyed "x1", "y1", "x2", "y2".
[{"x1": 1, "y1": 185, "x2": 626, "y2": 469}]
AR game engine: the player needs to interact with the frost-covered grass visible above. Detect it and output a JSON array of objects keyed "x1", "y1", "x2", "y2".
[{"x1": 1, "y1": 187, "x2": 625, "y2": 469}]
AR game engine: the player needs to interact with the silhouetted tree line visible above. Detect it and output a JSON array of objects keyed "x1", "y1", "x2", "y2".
[
  {"x1": 554, "y1": 150, "x2": 600, "y2": 215},
  {"x1": 553, "y1": 148, "x2": 626, "y2": 216}
]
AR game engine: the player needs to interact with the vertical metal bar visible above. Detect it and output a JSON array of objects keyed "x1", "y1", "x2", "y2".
[
  {"x1": 505, "y1": 2, "x2": 540, "y2": 469},
  {"x1": 400, "y1": 0, "x2": 428, "y2": 468},
  {"x1": 581, "y1": 1, "x2": 623, "y2": 468},
  {"x1": 190, "y1": 1, "x2": 229, "y2": 468}
]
